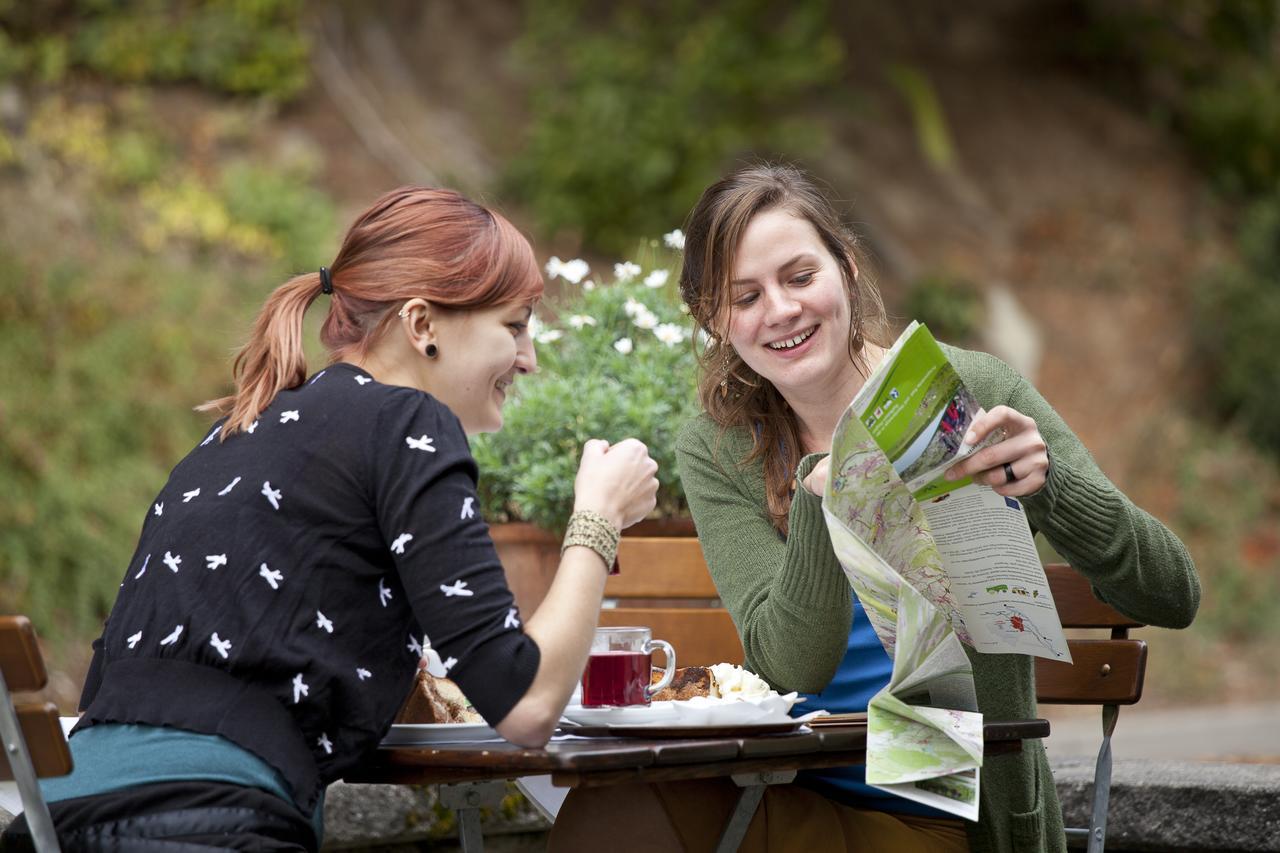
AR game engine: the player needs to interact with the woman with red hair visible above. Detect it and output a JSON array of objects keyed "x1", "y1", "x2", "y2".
[{"x1": 2, "y1": 187, "x2": 658, "y2": 852}]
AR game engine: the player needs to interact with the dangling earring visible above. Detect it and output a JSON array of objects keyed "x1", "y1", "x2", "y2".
[{"x1": 425, "y1": 344, "x2": 438, "y2": 359}]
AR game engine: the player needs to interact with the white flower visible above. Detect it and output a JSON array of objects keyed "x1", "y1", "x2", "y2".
[
  {"x1": 663, "y1": 229, "x2": 685, "y2": 250},
  {"x1": 696, "y1": 328, "x2": 711, "y2": 346},
  {"x1": 643, "y1": 269, "x2": 669, "y2": 289},
  {"x1": 613, "y1": 337, "x2": 634, "y2": 355},
  {"x1": 614, "y1": 261, "x2": 642, "y2": 282},
  {"x1": 632, "y1": 308, "x2": 659, "y2": 330},
  {"x1": 545, "y1": 256, "x2": 590, "y2": 284},
  {"x1": 536, "y1": 328, "x2": 563, "y2": 344},
  {"x1": 623, "y1": 297, "x2": 645, "y2": 318},
  {"x1": 653, "y1": 323, "x2": 685, "y2": 346},
  {"x1": 583, "y1": 280, "x2": 596, "y2": 291},
  {"x1": 567, "y1": 314, "x2": 597, "y2": 330}
]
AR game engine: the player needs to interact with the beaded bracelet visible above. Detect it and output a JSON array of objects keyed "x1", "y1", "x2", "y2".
[{"x1": 562, "y1": 509, "x2": 621, "y2": 574}]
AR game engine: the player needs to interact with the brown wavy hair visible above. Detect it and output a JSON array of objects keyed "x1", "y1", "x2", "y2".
[
  {"x1": 200, "y1": 187, "x2": 544, "y2": 438},
  {"x1": 678, "y1": 163, "x2": 889, "y2": 533}
]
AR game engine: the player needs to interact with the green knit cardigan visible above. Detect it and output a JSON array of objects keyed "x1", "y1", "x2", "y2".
[{"x1": 674, "y1": 345, "x2": 1200, "y2": 853}]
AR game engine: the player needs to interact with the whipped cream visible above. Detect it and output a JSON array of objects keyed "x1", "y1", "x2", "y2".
[{"x1": 709, "y1": 663, "x2": 774, "y2": 700}]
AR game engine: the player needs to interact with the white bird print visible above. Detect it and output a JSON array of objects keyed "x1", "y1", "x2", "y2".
[
  {"x1": 206, "y1": 554, "x2": 227, "y2": 571},
  {"x1": 405, "y1": 434, "x2": 436, "y2": 452},
  {"x1": 292, "y1": 673, "x2": 309, "y2": 704},
  {"x1": 217, "y1": 476, "x2": 241, "y2": 496},
  {"x1": 127, "y1": 630, "x2": 143, "y2": 649},
  {"x1": 356, "y1": 667, "x2": 372, "y2": 681},
  {"x1": 355, "y1": 375, "x2": 372, "y2": 385},
  {"x1": 280, "y1": 410, "x2": 300, "y2": 424},
  {"x1": 315, "y1": 611, "x2": 334, "y2": 633},
  {"x1": 442, "y1": 656, "x2": 457, "y2": 673},
  {"x1": 440, "y1": 580, "x2": 474, "y2": 598},
  {"x1": 390, "y1": 533, "x2": 413, "y2": 554},
  {"x1": 182, "y1": 488, "x2": 200, "y2": 503},
  {"x1": 407, "y1": 634, "x2": 423, "y2": 657},
  {"x1": 153, "y1": 502, "x2": 163, "y2": 517},
  {"x1": 200, "y1": 425, "x2": 222, "y2": 447},
  {"x1": 262, "y1": 481, "x2": 282, "y2": 510},
  {"x1": 309, "y1": 370, "x2": 327, "y2": 385},
  {"x1": 134, "y1": 554, "x2": 150, "y2": 580},
  {"x1": 377, "y1": 577, "x2": 393, "y2": 607},
  {"x1": 317, "y1": 733, "x2": 333, "y2": 755},
  {"x1": 259, "y1": 563, "x2": 284, "y2": 590},
  {"x1": 159, "y1": 624, "x2": 184, "y2": 646},
  {"x1": 163, "y1": 551, "x2": 182, "y2": 573},
  {"x1": 505, "y1": 608, "x2": 520, "y2": 629},
  {"x1": 210, "y1": 633, "x2": 232, "y2": 659},
  {"x1": 460, "y1": 497, "x2": 476, "y2": 520},
  {"x1": 246, "y1": 420, "x2": 259, "y2": 434}
]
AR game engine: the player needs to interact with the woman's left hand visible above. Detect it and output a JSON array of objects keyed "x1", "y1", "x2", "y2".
[{"x1": 945, "y1": 405, "x2": 1049, "y2": 497}]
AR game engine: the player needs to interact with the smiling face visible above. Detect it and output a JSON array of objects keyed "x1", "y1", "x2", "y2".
[
  {"x1": 430, "y1": 302, "x2": 536, "y2": 434},
  {"x1": 724, "y1": 207, "x2": 860, "y2": 405}
]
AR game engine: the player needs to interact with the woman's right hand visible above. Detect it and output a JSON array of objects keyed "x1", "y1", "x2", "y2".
[{"x1": 573, "y1": 438, "x2": 659, "y2": 530}]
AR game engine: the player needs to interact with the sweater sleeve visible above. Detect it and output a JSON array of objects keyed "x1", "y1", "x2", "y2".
[
  {"x1": 370, "y1": 391, "x2": 540, "y2": 724},
  {"x1": 676, "y1": 416, "x2": 852, "y2": 693},
  {"x1": 953, "y1": 348, "x2": 1201, "y2": 629}
]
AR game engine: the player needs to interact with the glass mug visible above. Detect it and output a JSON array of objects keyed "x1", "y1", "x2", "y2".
[{"x1": 580, "y1": 626, "x2": 676, "y2": 707}]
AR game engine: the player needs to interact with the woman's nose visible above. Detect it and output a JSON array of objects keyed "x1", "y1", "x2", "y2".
[
  {"x1": 762, "y1": 287, "x2": 801, "y2": 325},
  {"x1": 516, "y1": 336, "x2": 538, "y2": 374}
]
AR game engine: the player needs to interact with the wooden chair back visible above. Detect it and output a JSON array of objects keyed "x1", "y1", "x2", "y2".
[
  {"x1": 1034, "y1": 564, "x2": 1147, "y2": 706},
  {"x1": 598, "y1": 537, "x2": 745, "y2": 666},
  {"x1": 1, "y1": 615, "x2": 73, "y2": 783}
]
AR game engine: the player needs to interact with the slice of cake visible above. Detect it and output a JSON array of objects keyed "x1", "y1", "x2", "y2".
[{"x1": 395, "y1": 669, "x2": 484, "y2": 724}]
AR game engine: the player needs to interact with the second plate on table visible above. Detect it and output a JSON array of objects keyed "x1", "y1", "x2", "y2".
[{"x1": 380, "y1": 722, "x2": 499, "y2": 746}]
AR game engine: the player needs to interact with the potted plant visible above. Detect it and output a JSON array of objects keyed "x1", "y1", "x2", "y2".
[{"x1": 472, "y1": 231, "x2": 702, "y2": 615}]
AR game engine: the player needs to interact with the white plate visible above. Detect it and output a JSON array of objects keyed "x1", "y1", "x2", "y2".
[
  {"x1": 560, "y1": 702, "x2": 681, "y2": 727},
  {"x1": 380, "y1": 722, "x2": 499, "y2": 746}
]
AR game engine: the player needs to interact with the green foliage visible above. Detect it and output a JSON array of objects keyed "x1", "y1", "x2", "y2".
[
  {"x1": 0, "y1": 0, "x2": 310, "y2": 99},
  {"x1": 472, "y1": 245, "x2": 698, "y2": 532},
  {"x1": 1193, "y1": 196, "x2": 1280, "y2": 455},
  {"x1": 1079, "y1": 1, "x2": 1280, "y2": 196},
  {"x1": 0, "y1": 91, "x2": 338, "y2": 638},
  {"x1": 1175, "y1": 428, "x2": 1280, "y2": 642},
  {"x1": 902, "y1": 273, "x2": 984, "y2": 345},
  {"x1": 506, "y1": 0, "x2": 844, "y2": 254}
]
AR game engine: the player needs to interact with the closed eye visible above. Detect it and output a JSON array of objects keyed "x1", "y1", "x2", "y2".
[
  {"x1": 791, "y1": 271, "x2": 815, "y2": 286},
  {"x1": 733, "y1": 291, "x2": 759, "y2": 307},
  {"x1": 508, "y1": 323, "x2": 528, "y2": 335}
]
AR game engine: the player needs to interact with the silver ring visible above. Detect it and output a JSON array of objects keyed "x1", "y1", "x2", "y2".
[{"x1": 1003, "y1": 462, "x2": 1016, "y2": 484}]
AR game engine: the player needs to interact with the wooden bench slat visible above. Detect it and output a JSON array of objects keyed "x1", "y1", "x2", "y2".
[
  {"x1": 1043, "y1": 564, "x2": 1142, "y2": 629},
  {"x1": 609, "y1": 539, "x2": 719, "y2": 598},
  {"x1": 1035, "y1": 639, "x2": 1147, "y2": 705},
  {"x1": 598, "y1": 608, "x2": 744, "y2": 667},
  {"x1": 0, "y1": 615, "x2": 47, "y2": 692},
  {"x1": 0, "y1": 702, "x2": 73, "y2": 781}
]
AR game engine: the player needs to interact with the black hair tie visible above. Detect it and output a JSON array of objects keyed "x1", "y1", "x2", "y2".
[{"x1": 319, "y1": 266, "x2": 333, "y2": 295}]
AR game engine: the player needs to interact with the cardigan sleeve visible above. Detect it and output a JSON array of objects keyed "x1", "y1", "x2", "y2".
[
  {"x1": 370, "y1": 391, "x2": 541, "y2": 724},
  {"x1": 676, "y1": 416, "x2": 852, "y2": 693},
  {"x1": 952, "y1": 348, "x2": 1201, "y2": 629}
]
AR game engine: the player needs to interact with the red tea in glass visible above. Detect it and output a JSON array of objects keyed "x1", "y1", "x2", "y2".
[
  {"x1": 579, "y1": 626, "x2": 676, "y2": 707},
  {"x1": 581, "y1": 651, "x2": 652, "y2": 706}
]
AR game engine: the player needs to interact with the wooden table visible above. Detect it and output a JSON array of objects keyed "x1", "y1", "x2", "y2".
[{"x1": 344, "y1": 719, "x2": 1048, "y2": 852}]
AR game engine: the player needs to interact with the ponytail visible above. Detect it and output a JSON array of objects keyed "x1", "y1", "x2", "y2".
[{"x1": 197, "y1": 272, "x2": 324, "y2": 438}]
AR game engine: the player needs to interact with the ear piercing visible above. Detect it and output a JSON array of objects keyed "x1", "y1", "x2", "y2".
[{"x1": 425, "y1": 344, "x2": 438, "y2": 359}]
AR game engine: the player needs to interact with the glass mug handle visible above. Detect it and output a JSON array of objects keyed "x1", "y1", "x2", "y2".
[{"x1": 643, "y1": 639, "x2": 676, "y2": 701}]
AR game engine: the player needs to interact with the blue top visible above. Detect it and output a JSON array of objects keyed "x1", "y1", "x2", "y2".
[
  {"x1": 42, "y1": 723, "x2": 325, "y2": 841},
  {"x1": 794, "y1": 596, "x2": 949, "y2": 818}
]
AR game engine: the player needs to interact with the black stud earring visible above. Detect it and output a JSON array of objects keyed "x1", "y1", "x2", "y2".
[{"x1": 425, "y1": 344, "x2": 438, "y2": 359}]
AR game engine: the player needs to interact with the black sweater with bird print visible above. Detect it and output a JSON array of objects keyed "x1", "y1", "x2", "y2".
[{"x1": 76, "y1": 363, "x2": 540, "y2": 811}]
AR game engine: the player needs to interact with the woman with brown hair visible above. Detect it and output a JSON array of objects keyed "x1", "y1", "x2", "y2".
[
  {"x1": 1, "y1": 187, "x2": 658, "y2": 852},
  {"x1": 551, "y1": 164, "x2": 1199, "y2": 852}
]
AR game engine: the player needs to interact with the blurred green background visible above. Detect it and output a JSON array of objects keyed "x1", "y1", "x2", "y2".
[{"x1": 2, "y1": 0, "x2": 1278, "y2": 720}]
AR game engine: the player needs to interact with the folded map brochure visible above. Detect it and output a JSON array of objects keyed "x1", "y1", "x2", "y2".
[{"x1": 821, "y1": 321, "x2": 1071, "y2": 819}]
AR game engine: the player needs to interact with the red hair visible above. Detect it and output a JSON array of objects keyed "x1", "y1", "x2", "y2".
[{"x1": 200, "y1": 187, "x2": 544, "y2": 437}]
